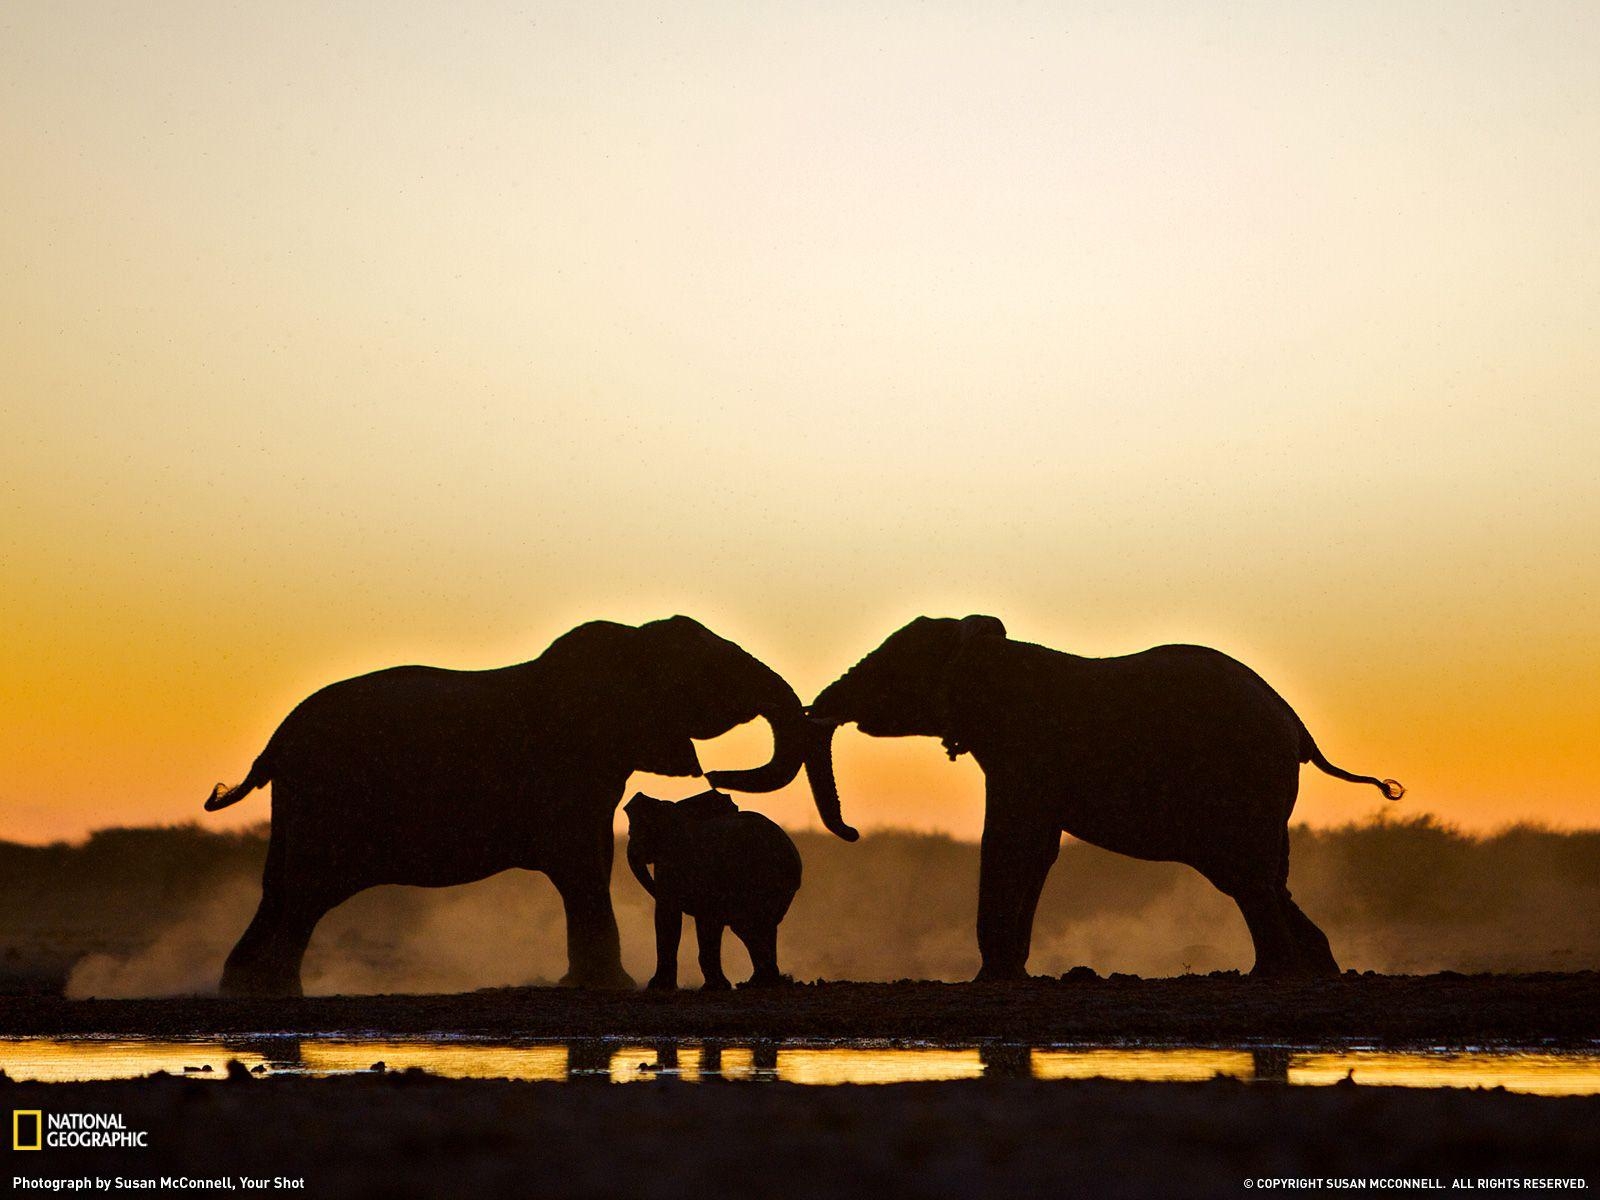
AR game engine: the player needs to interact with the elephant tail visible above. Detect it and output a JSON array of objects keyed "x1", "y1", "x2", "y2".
[
  {"x1": 204, "y1": 754, "x2": 272, "y2": 811},
  {"x1": 1300, "y1": 731, "x2": 1404, "y2": 801}
]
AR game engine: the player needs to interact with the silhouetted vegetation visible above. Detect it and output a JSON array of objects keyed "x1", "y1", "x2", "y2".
[{"x1": 1, "y1": 814, "x2": 1594, "y2": 996}]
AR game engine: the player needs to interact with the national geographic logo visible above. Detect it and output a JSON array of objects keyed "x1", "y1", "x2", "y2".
[
  {"x1": 13, "y1": 1110, "x2": 42, "y2": 1151},
  {"x1": 12, "y1": 1110, "x2": 149, "y2": 1149}
]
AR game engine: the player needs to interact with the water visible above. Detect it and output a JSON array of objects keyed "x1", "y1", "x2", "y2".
[{"x1": 4, "y1": 1037, "x2": 1599, "y2": 1094}]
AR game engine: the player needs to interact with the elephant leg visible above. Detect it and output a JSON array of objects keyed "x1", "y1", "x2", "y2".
[
  {"x1": 549, "y1": 823, "x2": 636, "y2": 990},
  {"x1": 1224, "y1": 880, "x2": 1300, "y2": 978},
  {"x1": 219, "y1": 825, "x2": 348, "y2": 997},
  {"x1": 696, "y1": 919, "x2": 731, "y2": 991},
  {"x1": 1271, "y1": 829, "x2": 1340, "y2": 975},
  {"x1": 552, "y1": 870, "x2": 635, "y2": 989},
  {"x1": 219, "y1": 885, "x2": 336, "y2": 998},
  {"x1": 648, "y1": 904, "x2": 683, "y2": 991},
  {"x1": 736, "y1": 922, "x2": 784, "y2": 987},
  {"x1": 1281, "y1": 893, "x2": 1340, "y2": 975},
  {"x1": 975, "y1": 809, "x2": 1061, "y2": 982}
]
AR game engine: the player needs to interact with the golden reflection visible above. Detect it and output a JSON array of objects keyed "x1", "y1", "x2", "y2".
[
  {"x1": 776, "y1": 1048, "x2": 984, "y2": 1085},
  {"x1": 1288, "y1": 1052, "x2": 1600, "y2": 1097},
  {"x1": 3, "y1": 1040, "x2": 1599, "y2": 1095},
  {"x1": 609, "y1": 1044, "x2": 700, "y2": 1083},
  {"x1": 0, "y1": 1039, "x2": 270, "y2": 1082},
  {"x1": 1031, "y1": 1049, "x2": 1255, "y2": 1083},
  {"x1": 297, "y1": 1041, "x2": 567, "y2": 1081},
  {"x1": 702, "y1": 1046, "x2": 759, "y2": 1080}
]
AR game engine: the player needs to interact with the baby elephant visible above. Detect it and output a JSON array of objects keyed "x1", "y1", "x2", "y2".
[{"x1": 624, "y1": 790, "x2": 802, "y2": 990}]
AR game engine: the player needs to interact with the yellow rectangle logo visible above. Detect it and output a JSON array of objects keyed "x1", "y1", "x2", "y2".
[{"x1": 13, "y1": 1109, "x2": 43, "y2": 1150}]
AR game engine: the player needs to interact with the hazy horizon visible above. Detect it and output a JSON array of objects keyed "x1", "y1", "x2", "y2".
[
  {"x1": 4, "y1": 816, "x2": 1592, "y2": 997},
  {"x1": 4, "y1": 2, "x2": 1597, "y2": 842}
]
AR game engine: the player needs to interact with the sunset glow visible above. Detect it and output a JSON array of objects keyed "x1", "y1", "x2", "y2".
[{"x1": 3, "y1": 2, "x2": 1596, "y2": 842}]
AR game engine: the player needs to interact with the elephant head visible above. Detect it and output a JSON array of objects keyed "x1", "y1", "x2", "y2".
[
  {"x1": 803, "y1": 615, "x2": 1008, "y2": 836},
  {"x1": 555, "y1": 615, "x2": 858, "y2": 840},
  {"x1": 622, "y1": 789, "x2": 739, "y2": 895}
]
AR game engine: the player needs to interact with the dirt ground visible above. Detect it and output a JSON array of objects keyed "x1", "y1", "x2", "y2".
[
  {"x1": 6, "y1": 1072, "x2": 1597, "y2": 1199},
  {"x1": 4, "y1": 972, "x2": 1598, "y2": 1045}
]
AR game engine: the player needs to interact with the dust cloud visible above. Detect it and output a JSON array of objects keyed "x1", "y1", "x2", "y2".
[{"x1": 0, "y1": 815, "x2": 1589, "y2": 998}]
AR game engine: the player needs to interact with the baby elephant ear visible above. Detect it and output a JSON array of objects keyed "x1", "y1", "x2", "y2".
[
  {"x1": 624, "y1": 794, "x2": 672, "y2": 827},
  {"x1": 677, "y1": 790, "x2": 739, "y2": 821},
  {"x1": 958, "y1": 614, "x2": 1006, "y2": 641}
]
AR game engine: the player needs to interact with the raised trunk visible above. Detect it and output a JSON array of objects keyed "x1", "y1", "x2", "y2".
[
  {"x1": 703, "y1": 662, "x2": 858, "y2": 842},
  {"x1": 703, "y1": 676, "x2": 807, "y2": 794}
]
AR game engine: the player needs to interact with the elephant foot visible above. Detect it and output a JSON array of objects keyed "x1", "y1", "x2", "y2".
[
  {"x1": 1295, "y1": 946, "x2": 1341, "y2": 976},
  {"x1": 646, "y1": 974, "x2": 679, "y2": 992},
  {"x1": 1250, "y1": 959, "x2": 1340, "y2": 981},
  {"x1": 699, "y1": 975, "x2": 733, "y2": 992},
  {"x1": 1295, "y1": 957, "x2": 1341, "y2": 978},
  {"x1": 740, "y1": 970, "x2": 793, "y2": 989},
  {"x1": 559, "y1": 965, "x2": 639, "y2": 990},
  {"x1": 218, "y1": 965, "x2": 304, "y2": 999},
  {"x1": 973, "y1": 963, "x2": 1029, "y2": 983}
]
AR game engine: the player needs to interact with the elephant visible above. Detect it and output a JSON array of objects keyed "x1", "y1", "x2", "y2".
[
  {"x1": 624, "y1": 789, "x2": 802, "y2": 990},
  {"x1": 804, "y1": 615, "x2": 1405, "y2": 979},
  {"x1": 203, "y1": 615, "x2": 856, "y2": 996}
]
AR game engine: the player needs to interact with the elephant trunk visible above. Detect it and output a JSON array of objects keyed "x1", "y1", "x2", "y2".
[
  {"x1": 703, "y1": 671, "x2": 808, "y2": 794},
  {"x1": 800, "y1": 718, "x2": 859, "y2": 842},
  {"x1": 626, "y1": 842, "x2": 658, "y2": 897},
  {"x1": 701, "y1": 656, "x2": 859, "y2": 842},
  {"x1": 809, "y1": 660, "x2": 869, "y2": 727},
  {"x1": 809, "y1": 677, "x2": 850, "y2": 723}
]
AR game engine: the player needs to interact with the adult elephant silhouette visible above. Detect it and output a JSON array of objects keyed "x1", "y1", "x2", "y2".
[
  {"x1": 204, "y1": 616, "x2": 857, "y2": 996},
  {"x1": 805, "y1": 616, "x2": 1403, "y2": 979}
]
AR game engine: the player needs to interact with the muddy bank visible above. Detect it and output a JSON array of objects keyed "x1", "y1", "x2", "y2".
[
  {"x1": 4, "y1": 973, "x2": 1598, "y2": 1046},
  {"x1": 7, "y1": 1072, "x2": 1597, "y2": 1199}
]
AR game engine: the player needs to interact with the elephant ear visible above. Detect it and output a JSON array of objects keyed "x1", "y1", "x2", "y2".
[
  {"x1": 629, "y1": 721, "x2": 704, "y2": 778},
  {"x1": 937, "y1": 614, "x2": 1007, "y2": 760},
  {"x1": 623, "y1": 791, "x2": 665, "y2": 822},
  {"x1": 675, "y1": 790, "x2": 739, "y2": 822},
  {"x1": 624, "y1": 625, "x2": 706, "y2": 777}
]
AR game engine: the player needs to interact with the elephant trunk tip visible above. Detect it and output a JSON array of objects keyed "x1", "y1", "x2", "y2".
[
  {"x1": 1382, "y1": 779, "x2": 1405, "y2": 801},
  {"x1": 828, "y1": 821, "x2": 861, "y2": 843}
]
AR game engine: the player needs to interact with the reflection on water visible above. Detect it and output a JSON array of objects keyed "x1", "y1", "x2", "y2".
[
  {"x1": 1287, "y1": 1052, "x2": 1600, "y2": 1096},
  {"x1": 300, "y1": 1040, "x2": 569, "y2": 1081},
  {"x1": 2, "y1": 1038, "x2": 1598, "y2": 1095},
  {"x1": 778, "y1": 1048, "x2": 982, "y2": 1085},
  {"x1": 1031, "y1": 1048, "x2": 1256, "y2": 1083}
]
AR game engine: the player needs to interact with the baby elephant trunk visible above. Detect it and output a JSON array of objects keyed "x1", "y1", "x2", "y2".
[{"x1": 626, "y1": 840, "x2": 658, "y2": 898}]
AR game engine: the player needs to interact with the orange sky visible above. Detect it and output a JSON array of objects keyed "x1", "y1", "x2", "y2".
[{"x1": 3, "y1": 2, "x2": 1597, "y2": 843}]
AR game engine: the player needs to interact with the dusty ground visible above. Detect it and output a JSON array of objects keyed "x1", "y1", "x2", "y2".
[
  {"x1": 6, "y1": 1072, "x2": 1597, "y2": 1199},
  {"x1": 3, "y1": 973, "x2": 1598, "y2": 1045}
]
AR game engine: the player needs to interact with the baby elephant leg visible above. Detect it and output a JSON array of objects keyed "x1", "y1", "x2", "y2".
[
  {"x1": 736, "y1": 921, "x2": 787, "y2": 988},
  {"x1": 696, "y1": 919, "x2": 731, "y2": 991},
  {"x1": 648, "y1": 904, "x2": 683, "y2": 990}
]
